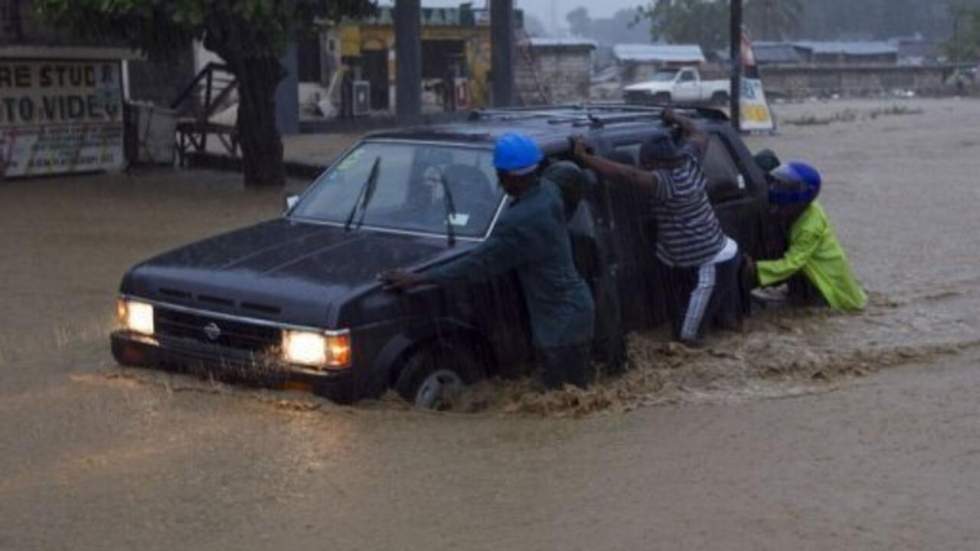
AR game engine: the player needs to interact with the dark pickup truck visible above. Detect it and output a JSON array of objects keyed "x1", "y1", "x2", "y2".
[{"x1": 111, "y1": 105, "x2": 774, "y2": 408}]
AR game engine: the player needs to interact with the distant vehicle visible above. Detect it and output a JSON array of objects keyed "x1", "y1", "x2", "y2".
[
  {"x1": 111, "y1": 105, "x2": 775, "y2": 408},
  {"x1": 624, "y1": 67, "x2": 730, "y2": 106}
]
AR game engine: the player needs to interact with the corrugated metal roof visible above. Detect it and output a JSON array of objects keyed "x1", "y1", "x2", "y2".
[
  {"x1": 794, "y1": 41, "x2": 897, "y2": 56},
  {"x1": 527, "y1": 37, "x2": 597, "y2": 49},
  {"x1": 613, "y1": 43, "x2": 705, "y2": 63},
  {"x1": 751, "y1": 42, "x2": 808, "y2": 63}
]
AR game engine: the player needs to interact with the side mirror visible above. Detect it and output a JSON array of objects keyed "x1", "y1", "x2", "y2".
[{"x1": 284, "y1": 194, "x2": 299, "y2": 214}]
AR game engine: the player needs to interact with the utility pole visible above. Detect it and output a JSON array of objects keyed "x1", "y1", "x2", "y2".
[
  {"x1": 394, "y1": 0, "x2": 422, "y2": 122},
  {"x1": 491, "y1": 0, "x2": 515, "y2": 107},
  {"x1": 763, "y1": 0, "x2": 772, "y2": 41},
  {"x1": 730, "y1": 0, "x2": 743, "y2": 132}
]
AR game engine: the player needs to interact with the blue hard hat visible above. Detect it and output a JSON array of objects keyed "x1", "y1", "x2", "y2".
[
  {"x1": 769, "y1": 162, "x2": 821, "y2": 205},
  {"x1": 493, "y1": 132, "x2": 543, "y2": 173}
]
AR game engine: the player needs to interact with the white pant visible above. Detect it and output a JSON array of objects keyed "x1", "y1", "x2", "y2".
[{"x1": 680, "y1": 238, "x2": 738, "y2": 340}]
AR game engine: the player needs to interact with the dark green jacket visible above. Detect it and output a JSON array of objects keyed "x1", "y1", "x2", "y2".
[{"x1": 427, "y1": 179, "x2": 595, "y2": 349}]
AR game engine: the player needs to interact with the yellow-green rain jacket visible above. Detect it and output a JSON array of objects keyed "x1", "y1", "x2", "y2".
[{"x1": 757, "y1": 201, "x2": 867, "y2": 311}]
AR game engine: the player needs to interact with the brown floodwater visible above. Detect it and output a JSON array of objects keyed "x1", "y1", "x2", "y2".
[{"x1": 3, "y1": 98, "x2": 980, "y2": 550}]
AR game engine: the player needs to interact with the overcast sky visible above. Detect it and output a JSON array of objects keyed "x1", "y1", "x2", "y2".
[{"x1": 378, "y1": 1, "x2": 645, "y2": 34}]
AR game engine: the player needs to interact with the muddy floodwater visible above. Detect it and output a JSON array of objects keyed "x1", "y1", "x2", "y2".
[{"x1": 3, "y1": 98, "x2": 980, "y2": 550}]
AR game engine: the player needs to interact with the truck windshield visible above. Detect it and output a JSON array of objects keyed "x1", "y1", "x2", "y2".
[
  {"x1": 651, "y1": 70, "x2": 678, "y2": 82},
  {"x1": 291, "y1": 141, "x2": 503, "y2": 239}
]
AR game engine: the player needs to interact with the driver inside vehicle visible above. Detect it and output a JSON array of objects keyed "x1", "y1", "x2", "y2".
[
  {"x1": 394, "y1": 149, "x2": 500, "y2": 234},
  {"x1": 398, "y1": 163, "x2": 449, "y2": 227}
]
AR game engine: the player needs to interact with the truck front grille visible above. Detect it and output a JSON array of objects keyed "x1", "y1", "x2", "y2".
[{"x1": 154, "y1": 308, "x2": 280, "y2": 353}]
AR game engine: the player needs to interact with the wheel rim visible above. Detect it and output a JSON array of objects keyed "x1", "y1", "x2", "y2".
[{"x1": 415, "y1": 369, "x2": 464, "y2": 409}]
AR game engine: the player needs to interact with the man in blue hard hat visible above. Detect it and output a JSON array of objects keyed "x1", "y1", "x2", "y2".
[{"x1": 380, "y1": 132, "x2": 596, "y2": 390}]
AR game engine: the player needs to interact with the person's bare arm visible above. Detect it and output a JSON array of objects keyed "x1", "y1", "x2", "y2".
[
  {"x1": 572, "y1": 138, "x2": 661, "y2": 194},
  {"x1": 663, "y1": 108, "x2": 708, "y2": 156}
]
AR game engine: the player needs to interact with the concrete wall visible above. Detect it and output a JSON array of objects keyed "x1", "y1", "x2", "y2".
[
  {"x1": 516, "y1": 46, "x2": 592, "y2": 105},
  {"x1": 760, "y1": 64, "x2": 951, "y2": 98}
]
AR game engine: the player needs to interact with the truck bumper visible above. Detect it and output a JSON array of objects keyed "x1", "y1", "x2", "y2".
[{"x1": 110, "y1": 331, "x2": 355, "y2": 403}]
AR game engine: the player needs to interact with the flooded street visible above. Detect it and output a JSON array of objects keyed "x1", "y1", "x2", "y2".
[{"x1": 3, "y1": 98, "x2": 980, "y2": 550}]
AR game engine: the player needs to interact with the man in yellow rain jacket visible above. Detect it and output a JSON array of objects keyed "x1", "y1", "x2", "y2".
[{"x1": 751, "y1": 161, "x2": 867, "y2": 311}]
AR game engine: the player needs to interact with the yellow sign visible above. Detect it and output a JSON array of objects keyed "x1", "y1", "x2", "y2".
[{"x1": 739, "y1": 78, "x2": 774, "y2": 132}]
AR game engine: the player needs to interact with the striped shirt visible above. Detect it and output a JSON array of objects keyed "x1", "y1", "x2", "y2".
[{"x1": 650, "y1": 146, "x2": 726, "y2": 267}]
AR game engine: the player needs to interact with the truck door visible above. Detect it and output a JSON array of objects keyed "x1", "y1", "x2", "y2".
[
  {"x1": 674, "y1": 69, "x2": 700, "y2": 103},
  {"x1": 598, "y1": 139, "x2": 667, "y2": 330},
  {"x1": 701, "y1": 131, "x2": 766, "y2": 258}
]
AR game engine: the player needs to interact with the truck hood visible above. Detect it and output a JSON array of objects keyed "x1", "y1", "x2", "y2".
[
  {"x1": 122, "y1": 219, "x2": 470, "y2": 327},
  {"x1": 623, "y1": 81, "x2": 671, "y2": 93}
]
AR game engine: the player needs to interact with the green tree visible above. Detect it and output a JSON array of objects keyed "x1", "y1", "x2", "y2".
[
  {"x1": 566, "y1": 6, "x2": 592, "y2": 38},
  {"x1": 945, "y1": 1, "x2": 980, "y2": 62},
  {"x1": 637, "y1": 0, "x2": 730, "y2": 53},
  {"x1": 744, "y1": 0, "x2": 802, "y2": 41},
  {"x1": 523, "y1": 14, "x2": 549, "y2": 37},
  {"x1": 36, "y1": 0, "x2": 376, "y2": 187}
]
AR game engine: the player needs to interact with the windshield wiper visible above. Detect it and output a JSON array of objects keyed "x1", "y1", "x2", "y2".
[
  {"x1": 438, "y1": 172, "x2": 458, "y2": 247},
  {"x1": 344, "y1": 156, "x2": 381, "y2": 232}
]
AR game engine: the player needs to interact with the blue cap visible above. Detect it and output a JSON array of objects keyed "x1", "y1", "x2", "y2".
[
  {"x1": 768, "y1": 162, "x2": 821, "y2": 205},
  {"x1": 493, "y1": 132, "x2": 543, "y2": 173}
]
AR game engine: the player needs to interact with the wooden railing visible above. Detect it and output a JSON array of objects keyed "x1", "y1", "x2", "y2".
[{"x1": 172, "y1": 62, "x2": 240, "y2": 164}]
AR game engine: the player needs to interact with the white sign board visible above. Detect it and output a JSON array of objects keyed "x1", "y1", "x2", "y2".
[
  {"x1": 0, "y1": 59, "x2": 125, "y2": 177},
  {"x1": 739, "y1": 77, "x2": 775, "y2": 132},
  {"x1": 738, "y1": 31, "x2": 776, "y2": 133}
]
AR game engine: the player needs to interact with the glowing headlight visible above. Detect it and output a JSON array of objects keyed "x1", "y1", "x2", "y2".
[
  {"x1": 282, "y1": 329, "x2": 351, "y2": 369},
  {"x1": 117, "y1": 299, "x2": 154, "y2": 336}
]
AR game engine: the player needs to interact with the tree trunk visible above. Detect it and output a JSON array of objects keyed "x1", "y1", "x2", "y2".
[{"x1": 235, "y1": 56, "x2": 286, "y2": 187}]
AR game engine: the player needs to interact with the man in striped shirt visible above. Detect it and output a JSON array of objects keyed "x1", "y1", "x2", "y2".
[{"x1": 573, "y1": 108, "x2": 741, "y2": 346}]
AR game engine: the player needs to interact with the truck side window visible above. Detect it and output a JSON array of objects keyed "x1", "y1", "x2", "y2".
[
  {"x1": 701, "y1": 135, "x2": 747, "y2": 202},
  {"x1": 611, "y1": 144, "x2": 640, "y2": 166},
  {"x1": 680, "y1": 71, "x2": 696, "y2": 82}
]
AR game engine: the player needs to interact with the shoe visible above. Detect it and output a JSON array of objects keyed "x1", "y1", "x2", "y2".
[
  {"x1": 678, "y1": 337, "x2": 705, "y2": 349},
  {"x1": 751, "y1": 285, "x2": 788, "y2": 304}
]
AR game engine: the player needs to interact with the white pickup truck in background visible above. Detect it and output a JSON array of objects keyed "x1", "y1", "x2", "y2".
[{"x1": 623, "y1": 67, "x2": 731, "y2": 106}]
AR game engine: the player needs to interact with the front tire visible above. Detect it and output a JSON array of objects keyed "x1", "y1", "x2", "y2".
[{"x1": 395, "y1": 343, "x2": 485, "y2": 410}]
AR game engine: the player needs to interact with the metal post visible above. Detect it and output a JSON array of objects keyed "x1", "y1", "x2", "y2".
[
  {"x1": 491, "y1": 0, "x2": 515, "y2": 107},
  {"x1": 395, "y1": 0, "x2": 422, "y2": 121},
  {"x1": 730, "y1": 0, "x2": 743, "y2": 132}
]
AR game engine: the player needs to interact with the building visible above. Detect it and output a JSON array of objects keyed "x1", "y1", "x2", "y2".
[
  {"x1": 749, "y1": 41, "x2": 812, "y2": 65},
  {"x1": 612, "y1": 43, "x2": 705, "y2": 83},
  {"x1": 891, "y1": 36, "x2": 941, "y2": 66},
  {"x1": 515, "y1": 37, "x2": 596, "y2": 105},
  {"x1": 332, "y1": 5, "x2": 507, "y2": 114},
  {"x1": 723, "y1": 41, "x2": 903, "y2": 67},
  {"x1": 793, "y1": 41, "x2": 899, "y2": 65},
  {"x1": 191, "y1": 4, "x2": 525, "y2": 119}
]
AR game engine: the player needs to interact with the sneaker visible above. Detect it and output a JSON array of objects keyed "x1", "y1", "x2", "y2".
[
  {"x1": 678, "y1": 337, "x2": 705, "y2": 349},
  {"x1": 751, "y1": 285, "x2": 788, "y2": 304}
]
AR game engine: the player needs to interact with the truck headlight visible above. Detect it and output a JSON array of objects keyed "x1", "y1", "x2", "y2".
[
  {"x1": 117, "y1": 299, "x2": 154, "y2": 336},
  {"x1": 281, "y1": 329, "x2": 351, "y2": 370}
]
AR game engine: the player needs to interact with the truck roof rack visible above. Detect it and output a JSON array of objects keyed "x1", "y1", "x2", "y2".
[{"x1": 468, "y1": 102, "x2": 729, "y2": 128}]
